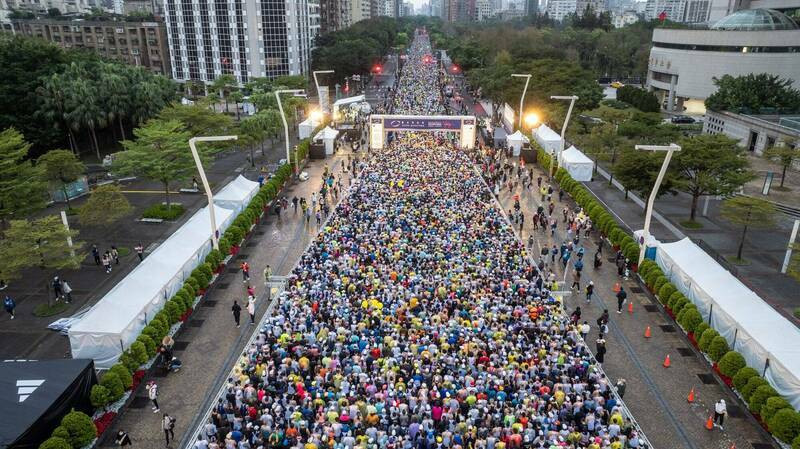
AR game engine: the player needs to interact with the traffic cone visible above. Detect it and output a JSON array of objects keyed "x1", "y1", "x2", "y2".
[
  {"x1": 705, "y1": 415, "x2": 714, "y2": 430},
  {"x1": 687, "y1": 388, "x2": 695, "y2": 403},
  {"x1": 628, "y1": 302, "x2": 634, "y2": 314},
  {"x1": 663, "y1": 354, "x2": 671, "y2": 368},
  {"x1": 644, "y1": 326, "x2": 651, "y2": 338}
]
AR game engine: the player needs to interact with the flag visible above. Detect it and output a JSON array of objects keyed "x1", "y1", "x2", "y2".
[{"x1": 658, "y1": 10, "x2": 667, "y2": 21}]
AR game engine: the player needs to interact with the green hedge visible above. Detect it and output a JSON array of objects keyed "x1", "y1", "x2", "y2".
[
  {"x1": 100, "y1": 371, "x2": 124, "y2": 401},
  {"x1": 652, "y1": 276, "x2": 669, "y2": 294},
  {"x1": 762, "y1": 396, "x2": 793, "y2": 425},
  {"x1": 90, "y1": 384, "x2": 111, "y2": 408},
  {"x1": 733, "y1": 366, "x2": 759, "y2": 391},
  {"x1": 708, "y1": 336, "x2": 730, "y2": 362},
  {"x1": 59, "y1": 410, "x2": 97, "y2": 448},
  {"x1": 39, "y1": 436, "x2": 72, "y2": 449},
  {"x1": 717, "y1": 351, "x2": 746, "y2": 378},
  {"x1": 658, "y1": 284, "x2": 676, "y2": 303},
  {"x1": 693, "y1": 322, "x2": 709, "y2": 339},
  {"x1": 142, "y1": 203, "x2": 185, "y2": 220},
  {"x1": 749, "y1": 384, "x2": 779, "y2": 415},
  {"x1": 698, "y1": 328, "x2": 719, "y2": 353},
  {"x1": 617, "y1": 85, "x2": 660, "y2": 112},
  {"x1": 109, "y1": 363, "x2": 133, "y2": 389},
  {"x1": 131, "y1": 341, "x2": 148, "y2": 364},
  {"x1": 741, "y1": 376, "x2": 768, "y2": 401},
  {"x1": 679, "y1": 306, "x2": 703, "y2": 333},
  {"x1": 769, "y1": 409, "x2": 800, "y2": 443}
]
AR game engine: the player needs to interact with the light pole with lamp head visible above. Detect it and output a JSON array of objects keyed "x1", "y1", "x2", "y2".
[
  {"x1": 549, "y1": 95, "x2": 578, "y2": 178},
  {"x1": 189, "y1": 135, "x2": 238, "y2": 250},
  {"x1": 511, "y1": 74, "x2": 532, "y2": 130},
  {"x1": 634, "y1": 143, "x2": 681, "y2": 264},
  {"x1": 275, "y1": 89, "x2": 306, "y2": 176},
  {"x1": 312, "y1": 70, "x2": 334, "y2": 112}
]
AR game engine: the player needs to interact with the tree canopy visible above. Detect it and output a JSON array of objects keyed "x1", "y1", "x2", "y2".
[
  {"x1": 719, "y1": 196, "x2": 778, "y2": 261},
  {"x1": 705, "y1": 74, "x2": 800, "y2": 114},
  {"x1": 0, "y1": 128, "x2": 48, "y2": 224},
  {"x1": 37, "y1": 149, "x2": 86, "y2": 209}
]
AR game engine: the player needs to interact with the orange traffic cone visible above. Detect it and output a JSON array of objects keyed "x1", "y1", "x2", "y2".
[
  {"x1": 644, "y1": 326, "x2": 651, "y2": 338},
  {"x1": 628, "y1": 302, "x2": 634, "y2": 314},
  {"x1": 663, "y1": 354, "x2": 671, "y2": 368},
  {"x1": 705, "y1": 415, "x2": 714, "y2": 430},
  {"x1": 687, "y1": 388, "x2": 695, "y2": 403}
]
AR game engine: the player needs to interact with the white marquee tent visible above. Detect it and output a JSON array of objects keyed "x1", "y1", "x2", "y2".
[
  {"x1": 213, "y1": 175, "x2": 260, "y2": 213},
  {"x1": 655, "y1": 238, "x2": 800, "y2": 409},
  {"x1": 68, "y1": 179, "x2": 252, "y2": 367},
  {"x1": 314, "y1": 126, "x2": 340, "y2": 155},
  {"x1": 558, "y1": 146, "x2": 594, "y2": 182},
  {"x1": 298, "y1": 115, "x2": 323, "y2": 139},
  {"x1": 534, "y1": 124, "x2": 562, "y2": 155},
  {"x1": 506, "y1": 131, "x2": 529, "y2": 156}
]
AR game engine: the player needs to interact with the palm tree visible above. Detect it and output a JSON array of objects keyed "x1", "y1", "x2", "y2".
[
  {"x1": 66, "y1": 78, "x2": 105, "y2": 161},
  {"x1": 211, "y1": 74, "x2": 237, "y2": 113},
  {"x1": 99, "y1": 67, "x2": 130, "y2": 140},
  {"x1": 36, "y1": 74, "x2": 79, "y2": 154},
  {"x1": 229, "y1": 91, "x2": 244, "y2": 120}
]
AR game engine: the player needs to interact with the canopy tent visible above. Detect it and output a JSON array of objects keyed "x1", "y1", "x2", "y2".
[
  {"x1": 0, "y1": 359, "x2": 96, "y2": 448},
  {"x1": 213, "y1": 175, "x2": 259, "y2": 213},
  {"x1": 314, "y1": 126, "x2": 340, "y2": 156},
  {"x1": 298, "y1": 115, "x2": 323, "y2": 139},
  {"x1": 333, "y1": 95, "x2": 365, "y2": 121},
  {"x1": 655, "y1": 238, "x2": 800, "y2": 409},
  {"x1": 558, "y1": 146, "x2": 594, "y2": 182},
  {"x1": 69, "y1": 204, "x2": 236, "y2": 368},
  {"x1": 506, "y1": 130, "x2": 529, "y2": 156},
  {"x1": 534, "y1": 124, "x2": 562, "y2": 155}
]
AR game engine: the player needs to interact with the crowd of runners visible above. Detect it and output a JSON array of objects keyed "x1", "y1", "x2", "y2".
[{"x1": 192, "y1": 31, "x2": 648, "y2": 449}]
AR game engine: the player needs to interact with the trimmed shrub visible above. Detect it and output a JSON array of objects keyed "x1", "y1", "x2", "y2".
[
  {"x1": 741, "y1": 376, "x2": 768, "y2": 401},
  {"x1": 100, "y1": 371, "x2": 124, "y2": 401},
  {"x1": 185, "y1": 276, "x2": 200, "y2": 292},
  {"x1": 623, "y1": 242, "x2": 640, "y2": 264},
  {"x1": 39, "y1": 437, "x2": 72, "y2": 449},
  {"x1": 667, "y1": 291, "x2": 684, "y2": 309},
  {"x1": 708, "y1": 336, "x2": 730, "y2": 362},
  {"x1": 164, "y1": 300, "x2": 180, "y2": 323},
  {"x1": 119, "y1": 350, "x2": 139, "y2": 372},
  {"x1": 109, "y1": 363, "x2": 133, "y2": 389},
  {"x1": 762, "y1": 396, "x2": 793, "y2": 425},
  {"x1": 749, "y1": 384, "x2": 779, "y2": 415},
  {"x1": 218, "y1": 236, "x2": 232, "y2": 255},
  {"x1": 51, "y1": 426, "x2": 70, "y2": 441},
  {"x1": 141, "y1": 324, "x2": 159, "y2": 343},
  {"x1": 151, "y1": 315, "x2": 168, "y2": 337},
  {"x1": 130, "y1": 341, "x2": 148, "y2": 364},
  {"x1": 732, "y1": 366, "x2": 759, "y2": 391},
  {"x1": 768, "y1": 409, "x2": 800, "y2": 443},
  {"x1": 717, "y1": 351, "x2": 746, "y2": 378},
  {"x1": 638, "y1": 259, "x2": 656, "y2": 277},
  {"x1": 60, "y1": 410, "x2": 97, "y2": 447},
  {"x1": 652, "y1": 276, "x2": 669, "y2": 294},
  {"x1": 676, "y1": 306, "x2": 689, "y2": 324},
  {"x1": 137, "y1": 334, "x2": 157, "y2": 357},
  {"x1": 793, "y1": 435, "x2": 800, "y2": 449},
  {"x1": 698, "y1": 328, "x2": 719, "y2": 353},
  {"x1": 658, "y1": 283, "x2": 676, "y2": 303},
  {"x1": 90, "y1": 384, "x2": 111, "y2": 408},
  {"x1": 693, "y1": 322, "x2": 710, "y2": 339},
  {"x1": 679, "y1": 307, "x2": 703, "y2": 333},
  {"x1": 671, "y1": 296, "x2": 689, "y2": 315},
  {"x1": 181, "y1": 283, "x2": 196, "y2": 298}
]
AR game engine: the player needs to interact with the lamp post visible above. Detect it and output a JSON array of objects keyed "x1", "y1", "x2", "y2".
[
  {"x1": 275, "y1": 89, "x2": 306, "y2": 176},
  {"x1": 312, "y1": 70, "x2": 334, "y2": 112},
  {"x1": 189, "y1": 135, "x2": 238, "y2": 250},
  {"x1": 549, "y1": 95, "x2": 578, "y2": 178},
  {"x1": 511, "y1": 74, "x2": 532, "y2": 130},
  {"x1": 634, "y1": 143, "x2": 681, "y2": 264}
]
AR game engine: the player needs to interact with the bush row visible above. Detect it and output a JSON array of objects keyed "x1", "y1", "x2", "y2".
[
  {"x1": 637, "y1": 260, "x2": 800, "y2": 445},
  {"x1": 616, "y1": 85, "x2": 660, "y2": 113},
  {"x1": 38, "y1": 410, "x2": 97, "y2": 449}
]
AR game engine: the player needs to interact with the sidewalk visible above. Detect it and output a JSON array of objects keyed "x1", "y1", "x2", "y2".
[
  {"x1": 584, "y1": 163, "x2": 800, "y2": 324},
  {"x1": 0, "y1": 140, "x2": 290, "y2": 361},
  {"x1": 100, "y1": 150, "x2": 357, "y2": 448},
  {"x1": 494, "y1": 158, "x2": 778, "y2": 449}
]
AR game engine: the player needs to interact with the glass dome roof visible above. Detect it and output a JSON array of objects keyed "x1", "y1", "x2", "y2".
[{"x1": 711, "y1": 9, "x2": 799, "y2": 30}]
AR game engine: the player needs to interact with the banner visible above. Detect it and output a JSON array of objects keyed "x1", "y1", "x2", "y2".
[{"x1": 382, "y1": 118, "x2": 462, "y2": 131}]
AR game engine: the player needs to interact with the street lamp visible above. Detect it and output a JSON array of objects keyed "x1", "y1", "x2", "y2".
[
  {"x1": 524, "y1": 112, "x2": 540, "y2": 129},
  {"x1": 189, "y1": 135, "x2": 238, "y2": 250},
  {"x1": 634, "y1": 143, "x2": 681, "y2": 265},
  {"x1": 275, "y1": 89, "x2": 306, "y2": 176},
  {"x1": 550, "y1": 95, "x2": 579, "y2": 178},
  {"x1": 312, "y1": 70, "x2": 334, "y2": 112},
  {"x1": 511, "y1": 74, "x2": 532, "y2": 130}
]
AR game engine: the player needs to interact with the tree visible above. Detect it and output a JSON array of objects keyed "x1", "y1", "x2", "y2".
[
  {"x1": 65, "y1": 75, "x2": 105, "y2": 161},
  {"x1": 719, "y1": 196, "x2": 778, "y2": 261},
  {"x1": 229, "y1": 91, "x2": 244, "y2": 120},
  {"x1": 37, "y1": 149, "x2": 86, "y2": 210},
  {"x1": 705, "y1": 74, "x2": 800, "y2": 113},
  {"x1": 114, "y1": 119, "x2": 196, "y2": 207},
  {"x1": 0, "y1": 128, "x2": 48, "y2": 226},
  {"x1": 239, "y1": 111, "x2": 279, "y2": 165},
  {"x1": 99, "y1": 66, "x2": 131, "y2": 140},
  {"x1": 673, "y1": 135, "x2": 754, "y2": 221},
  {"x1": 78, "y1": 184, "x2": 132, "y2": 228},
  {"x1": 0, "y1": 215, "x2": 85, "y2": 303},
  {"x1": 158, "y1": 103, "x2": 236, "y2": 137},
  {"x1": 273, "y1": 75, "x2": 307, "y2": 90},
  {"x1": 211, "y1": 74, "x2": 237, "y2": 113},
  {"x1": 763, "y1": 144, "x2": 800, "y2": 189},
  {"x1": 613, "y1": 147, "x2": 679, "y2": 199}
]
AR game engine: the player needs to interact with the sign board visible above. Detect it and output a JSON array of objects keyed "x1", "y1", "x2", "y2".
[
  {"x1": 383, "y1": 118, "x2": 462, "y2": 131},
  {"x1": 369, "y1": 115, "x2": 476, "y2": 150},
  {"x1": 502, "y1": 103, "x2": 515, "y2": 132}
]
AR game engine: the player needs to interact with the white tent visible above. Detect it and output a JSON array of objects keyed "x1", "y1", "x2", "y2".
[
  {"x1": 213, "y1": 175, "x2": 260, "y2": 213},
  {"x1": 506, "y1": 131, "x2": 529, "y2": 156},
  {"x1": 298, "y1": 116, "x2": 322, "y2": 139},
  {"x1": 333, "y1": 95, "x2": 365, "y2": 120},
  {"x1": 558, "y1": 146, "x2": 594, "y2": 182},
  {"x1": 656, "y1": 238, "x2": 800, "y2": 409},
  {"x1": 534, "y1": 124, "x2": 562, "y2": 155},
  {"x1": 314, "y1": 126, "x2": 340, "y2": 155},
  {"x1": 69, "y1": 205, "x2": 236, "y2": 368}
]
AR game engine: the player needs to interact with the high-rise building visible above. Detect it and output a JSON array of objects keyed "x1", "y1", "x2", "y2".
[
  {"x1": 644, "y1": 0, "x2": 685, "y2": 20},
  {"x1": 164, "y1": 0, "x2": 320, "y2": 84},
  {"x1": 476, "y1": 0, "x2": 493, "y2": 19},
  {"x1": 546, "y1": 0, "x2": 577, "y2": 20},
  {"x1": 320, "y1": 0, "x2": 350, "y2": 32},
  {"x1": 349, "y1": 0, "x2": 371, "y2": 22},
  {"x1": 576, "y1": 0, "x2": 606, "y2": 14}
]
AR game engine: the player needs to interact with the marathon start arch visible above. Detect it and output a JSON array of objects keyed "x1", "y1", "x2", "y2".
[{"x1": 369, "y1": 114, "x2": 476, "y2": 150}]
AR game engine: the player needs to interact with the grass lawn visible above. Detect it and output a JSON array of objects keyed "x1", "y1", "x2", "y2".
[
  {"x1": 679, "y1": 220, "x2": 703, "y2": 229},
  {"x1": 33, "y1": 302, "x2": 69, "y2": 317},
  {"x1": 116, "y1": 246, "x2": 131, "y2": 257},
  {"x1": 142, "y1": 204, "x2": 185, "y2": 220},
  {"x1": 726, "y1": 256, "x2": 751, "y2": 266}
]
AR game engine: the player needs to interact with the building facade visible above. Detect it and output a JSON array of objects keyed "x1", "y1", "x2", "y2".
[
  {"x1": 7, "y1": 18, "x2": 170, "y2": 75},
  {"x1": 704, "y1": 110, "x2": 800, "y2": 155},
  {"x1": 546, "y1": 0, "x2": 577, "y2": 20},
  {"x1": 164, "y1": 0, "x2": 319, "y2": 84},
  {"x1": 576, "y1": 0, "x2": 606, "y2": 15},
  {"x1": 612, "y1": 9, "x2": 639, "y2": 26},
  {"x1": 647, "y1": 9, "x2": 800, "y2": 112}
]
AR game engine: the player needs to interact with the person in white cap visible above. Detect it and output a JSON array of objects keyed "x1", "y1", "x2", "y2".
[{"x1": 714, "y1": 399, "x2": 727, "y2": 429}]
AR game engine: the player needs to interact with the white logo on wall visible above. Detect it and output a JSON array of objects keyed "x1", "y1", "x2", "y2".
[{"x1": 17, "y1": 379, "x2": 45, "y2": 402}]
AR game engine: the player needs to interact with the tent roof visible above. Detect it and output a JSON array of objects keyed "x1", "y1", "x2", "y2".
[
  {"x1": 560, "y1": 146, "x2": 593, "y2": 164},
  {"x1": 0, "y1": 359, "x2": 94, "y2": 447},
  {"x1": 69, "y1": 205, "x2": 235, "y2": 335},
  {"x1": 535, "y1": 124, "x2": 561, "y2": 142},
  {"x1": 333, "y1": 95, "x2": 365, "y2": 107},
  {"x1": 659, "y1": 238, "x2": 800, "y2": 375},
  {"x1": 314, "y1": 126, "x2": 339, "y2": 140},
  {"x1": 506, "y1": 130, "x2": 529, "y2": 142},
  {"x1": 213, "y1": 175, "x2": 259, "y2": 205}
]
